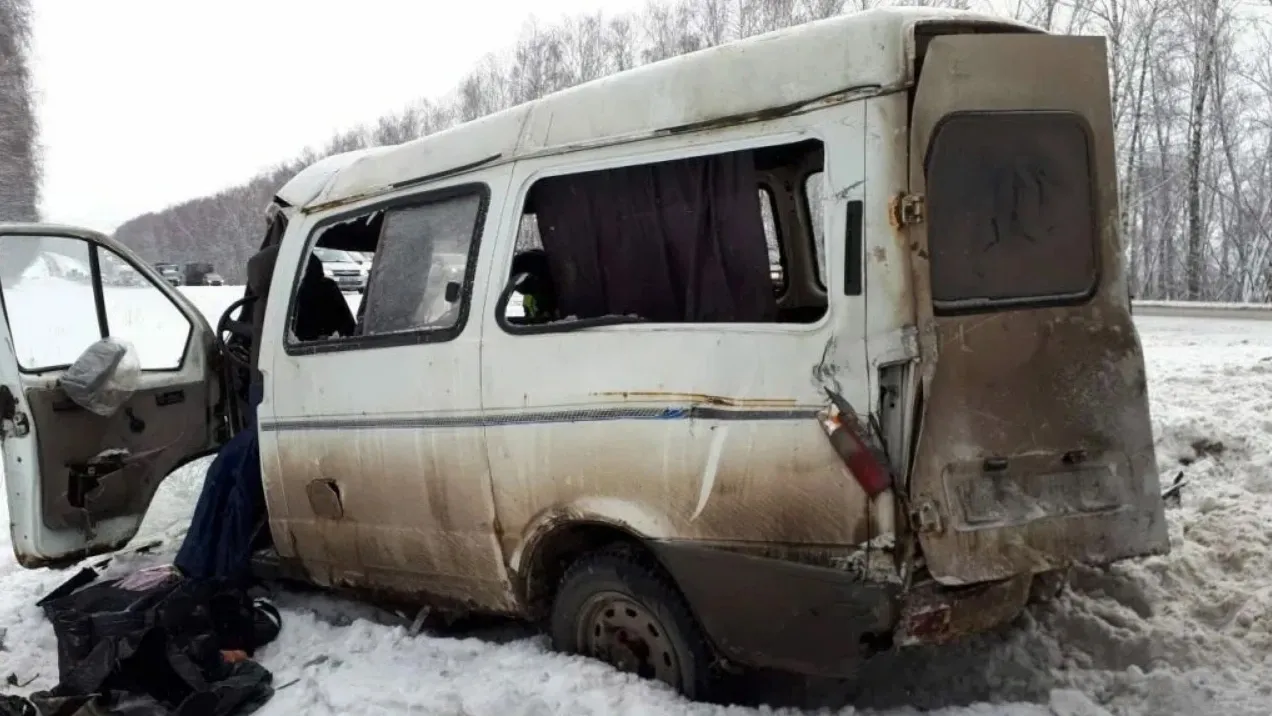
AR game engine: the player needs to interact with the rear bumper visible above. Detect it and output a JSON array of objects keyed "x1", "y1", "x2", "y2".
[
  {"x1": 651, "y1": 541, "x2": 1032, "y2": 677},
  {"x1": 893, "y1": 573, "x2": 1032, "y2": 647}
]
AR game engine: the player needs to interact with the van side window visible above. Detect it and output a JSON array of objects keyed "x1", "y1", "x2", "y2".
[
  {"x1": 503, "y1": 138, "x2": 825, "y2": 328},
  {"x1": 287, "y1": 187, "x2": 485, "y2": 347},
  {"x1": 362, "y1": 195, "x2": 480, "y2": 335}
]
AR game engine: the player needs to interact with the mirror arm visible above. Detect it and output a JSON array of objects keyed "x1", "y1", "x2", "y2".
[
  {"x1": 495, "y1": 272, "x2": 531, "y2": 319},
  {"x1": 88, "y1": 245, "x2": 110, "y2": 339}
]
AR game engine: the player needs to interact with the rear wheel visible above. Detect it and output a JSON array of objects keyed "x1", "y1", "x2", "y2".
[{"x1": 550, "y1": 548, "x2": 716, "y2": 700}]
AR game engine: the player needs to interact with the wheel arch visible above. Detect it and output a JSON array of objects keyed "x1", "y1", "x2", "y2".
[{"x1": 515, "y1": 517, "x2": 657, "y2": 619}]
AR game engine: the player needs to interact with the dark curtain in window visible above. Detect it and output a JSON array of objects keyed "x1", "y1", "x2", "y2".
[{"x1": 530, "y1": 150, "x2": 777, "y2": 323}]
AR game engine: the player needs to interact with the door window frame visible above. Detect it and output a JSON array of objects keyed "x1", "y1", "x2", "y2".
[
  {"x1": 491, "y1": 130, "x2": 836, "y2": 338},
  {"x1": 282, "y1": 182, "x2": 492, "y2": 357},
  {"x1": 0, "y1": 233, "x2": 195, "y2": 374}
]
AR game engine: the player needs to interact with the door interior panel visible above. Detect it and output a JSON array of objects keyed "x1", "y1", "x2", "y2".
[{"x1": 28, "y1": 379, "x2": 212, "y2": 531}]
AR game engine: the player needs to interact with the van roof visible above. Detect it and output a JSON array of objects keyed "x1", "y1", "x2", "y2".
[{"x1": 281, "y1": 7, "x2": 1041, "y2": 214}]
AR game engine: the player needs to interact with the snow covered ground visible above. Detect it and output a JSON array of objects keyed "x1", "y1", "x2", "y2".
[{"x1": 0, "y1": 282, "x2": 1269, "y2": 715}]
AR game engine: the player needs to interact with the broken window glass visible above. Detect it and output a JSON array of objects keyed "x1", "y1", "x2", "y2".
[{"x1": 361, "y1": 193, "x2": 482, "y2": 336}]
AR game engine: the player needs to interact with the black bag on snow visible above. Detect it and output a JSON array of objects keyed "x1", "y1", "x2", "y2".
[{"x1": 28, "y1": 568, "x2": 280, "y2": 716}]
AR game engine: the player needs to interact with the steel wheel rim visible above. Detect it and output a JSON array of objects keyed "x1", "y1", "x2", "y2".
[{"x1": 576, "y1": 591, "x2": 682, "y2": 688}]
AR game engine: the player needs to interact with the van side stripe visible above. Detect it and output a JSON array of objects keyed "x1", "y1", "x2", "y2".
[{"x1": 257, "y1": 406, "x2": 820, "y2": 432}]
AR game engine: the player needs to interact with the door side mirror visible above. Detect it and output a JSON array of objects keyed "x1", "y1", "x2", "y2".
[{"x1": 444, "y1": 281, "x2": 461, "y2": 303}]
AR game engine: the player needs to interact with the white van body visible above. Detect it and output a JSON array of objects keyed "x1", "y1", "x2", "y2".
[{"x1": 0, "y1": 7, "x2": 1168, "y2": 701}]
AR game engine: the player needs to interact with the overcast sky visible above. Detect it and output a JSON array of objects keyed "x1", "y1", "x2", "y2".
[{"x1": 31, "y1": 0, "x2": 641, "y2": 232}]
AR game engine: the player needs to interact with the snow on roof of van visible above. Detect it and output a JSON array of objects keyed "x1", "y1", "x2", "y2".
[{"x1": 286, "y1": 7, "x2": 1041, "y2": 213}]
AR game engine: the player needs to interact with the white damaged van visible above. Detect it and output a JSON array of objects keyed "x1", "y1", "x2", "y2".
[{"x1": 0, "y1": 7, "x2": 1168, "y2": 700}]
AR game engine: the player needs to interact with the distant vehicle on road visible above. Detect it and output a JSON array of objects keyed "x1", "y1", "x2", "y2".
[
  {"x1": 184, "y1": 262, "x2": 216, "y2": 287},
  {"x1": 202, "y1": 273, "x2": 225, "y2": 286},
  {"x1": 313, "y1": 247, "x2": 368, "y2": 293},
  {"x1": 154, "y1": 262, "x2": 183, "y2": 286}
]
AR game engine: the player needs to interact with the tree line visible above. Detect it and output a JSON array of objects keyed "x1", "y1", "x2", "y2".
[
  {"x1": 0, "y1": 0, "x2": 40, "y2": 282},
  {"x1": 112, "y1": 0, "x2": 1272, "y2": 301}
]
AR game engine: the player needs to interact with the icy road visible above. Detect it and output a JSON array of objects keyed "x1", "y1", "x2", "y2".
[{"x1": 0, "y1": 286, "x2": 1269, "y2": 716}]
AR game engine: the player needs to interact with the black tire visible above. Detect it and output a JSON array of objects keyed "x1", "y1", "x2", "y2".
[{"x1": 550, "y1": 547, "x2": 716, "y2": 701}]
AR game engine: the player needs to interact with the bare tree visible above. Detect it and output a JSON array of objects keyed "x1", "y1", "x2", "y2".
[
  {"x1": 0, "y1": 0, "x2": 41, "y2": 281},
  {"x1": 109, "y1": 0, "x2": 1272, "y2": 304},
  {"x1": 1183, "y1": 0, "x2": 1225, "y2": 298}
]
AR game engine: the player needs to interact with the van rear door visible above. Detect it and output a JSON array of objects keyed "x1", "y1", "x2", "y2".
[{"x1": 903, "y1": 33, "x2": 1169, "y2": 585}]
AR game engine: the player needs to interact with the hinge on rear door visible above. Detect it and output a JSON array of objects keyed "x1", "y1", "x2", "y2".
[
  {"x1": 910, "y1": 497, "x2": 944, "y2": 535},
  {"x1": 892, "y1": 193, "x2": 925, "y2": 227}
]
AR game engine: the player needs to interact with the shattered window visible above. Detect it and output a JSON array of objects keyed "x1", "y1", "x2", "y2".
[{"x1": 361, "y1": 193, "x2": 482, "y2": 336}]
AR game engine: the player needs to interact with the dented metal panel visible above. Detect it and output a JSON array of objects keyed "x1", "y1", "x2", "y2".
[
  {"x1": 256, "y1": 165, "x2": 520, "y2": 614},
  {"x1": 903, "y1": 34, "x2": 1169, "y2": 585},
  {"x1": 894, "y1": 573, "x2": 1031, "y2": 646},
  {"x1": 651, "y1": 540, "x2": 898, "y2": 676},
  {"x1": 244, "y1": 18, "x2": 1172, "y2": 681}
]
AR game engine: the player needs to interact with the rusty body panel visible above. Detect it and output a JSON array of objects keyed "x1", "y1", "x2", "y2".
[
  {"x1": 651, "y1": 541, "x2": 1039, "y2": 674},
  {"x1": 894, "y1": 573, "x2": 1032, "y2": 647}
]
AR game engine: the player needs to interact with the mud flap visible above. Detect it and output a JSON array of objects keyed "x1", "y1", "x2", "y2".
[{"x1": 651, "y1": 541, "x2": 898, "y2": 677}]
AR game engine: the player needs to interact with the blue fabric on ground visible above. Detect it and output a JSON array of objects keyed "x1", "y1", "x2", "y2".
[{"x1": 174, "y1": 382, "x2": 265, "y2": 581}]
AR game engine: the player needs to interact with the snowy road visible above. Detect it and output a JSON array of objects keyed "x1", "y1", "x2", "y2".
[{"x1": 0, "y1": 287, "x2": 1270, "y2": 715}]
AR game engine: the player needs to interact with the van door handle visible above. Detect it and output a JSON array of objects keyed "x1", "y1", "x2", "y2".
[{"x1": 155, "y1": 390, "x2": 185, "y2": 407}]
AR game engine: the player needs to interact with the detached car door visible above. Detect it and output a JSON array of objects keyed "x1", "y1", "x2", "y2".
[{"x1": 0, "y1": 224, "x2": 223, "y2": 568}]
